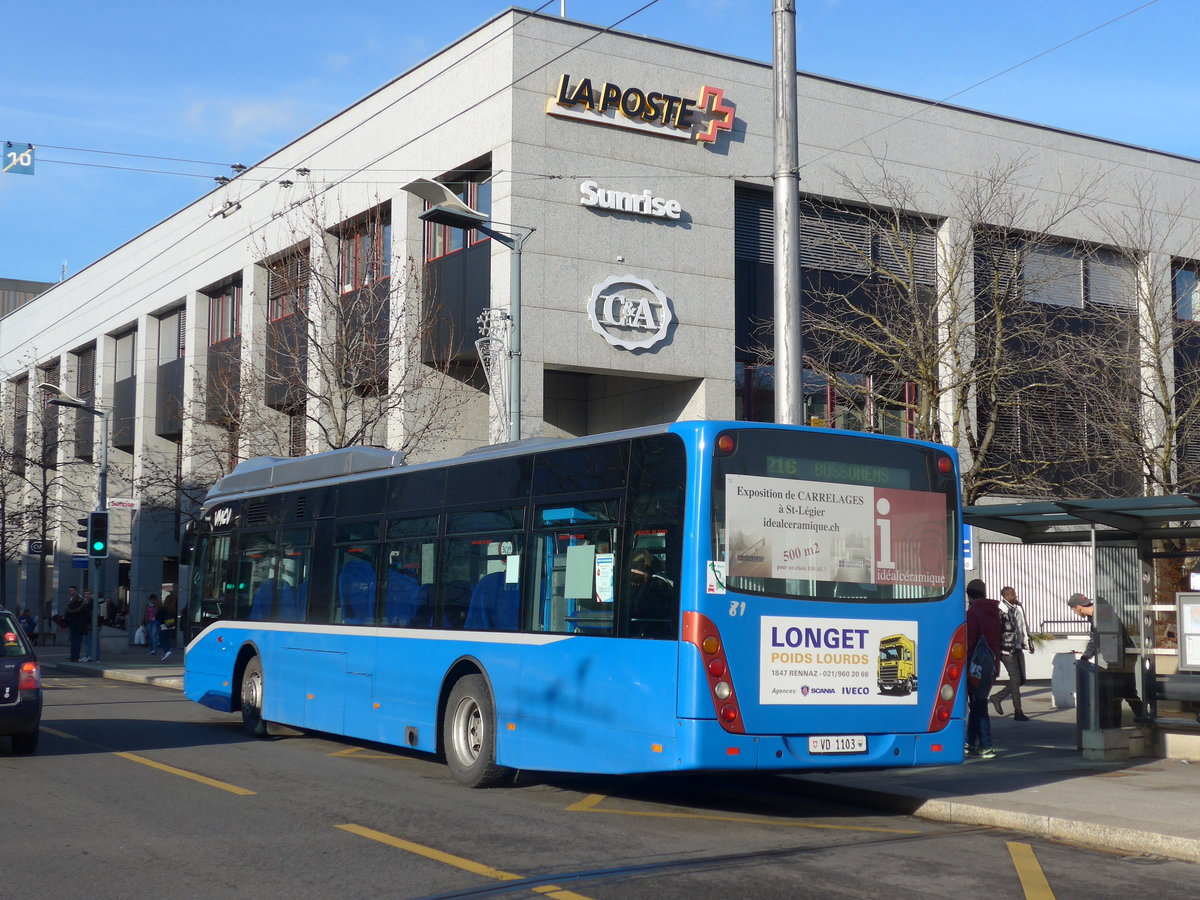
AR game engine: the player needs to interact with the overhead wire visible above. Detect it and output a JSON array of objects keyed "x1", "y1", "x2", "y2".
[
  {"x1": 798, "y1": 0, "x2": 1165, "y2": 173},
  {"x1": 6, "y1": 0, "x2": 1183, "y2": 360}
]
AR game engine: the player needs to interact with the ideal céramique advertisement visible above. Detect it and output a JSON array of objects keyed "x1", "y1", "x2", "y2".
[{"x1": 724, "y1": 474, "x2": 948, "y2": 589}]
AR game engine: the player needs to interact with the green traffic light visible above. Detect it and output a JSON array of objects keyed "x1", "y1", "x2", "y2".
[{"x1": 92, "y1": 541, "x2": 106, "y2": 552}]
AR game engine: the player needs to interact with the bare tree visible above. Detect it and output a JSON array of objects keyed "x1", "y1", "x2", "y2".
[
  {"x1": 1075, "y1": 180, "x2": 1200, "y2": 498},
  {"x1": 748, "y1": 155, "x2": 1106, "y2": 504},
  {"x1": 136, "y1": 196, "x2": 483, "y2": 512}
]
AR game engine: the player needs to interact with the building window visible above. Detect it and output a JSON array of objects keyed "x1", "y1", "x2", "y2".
[
  {"x1": 338, "y1": 209, "x2": 391, "y2": 294},
  {"x1": 1017, "y1": 241, "x2": 1136, "y2": 311},
  {"x1": 76, "y1": 345, "x2": 96, "y2": 397},
  {"x1": 113, "y1": 331, "x2": 137, "y2": 381},
  {"x1": 157, "y1": 308, "x2": 185, "y2": 365},
  {"x1": 267, "y1": 252, "x2": 310, "y2": 321},
  {"x1": 1024, "y1": 243, "x2": 1083, "y2": 308},
  {"x1": 1175, "y1": 262, "x2": 1200, "y2": 321},
  {"x1": 424, "y1": 175, "x2": 491, "y2": 262},
  {"x1": 208, "y1": 285, "x2": 241, "y2": 344}
]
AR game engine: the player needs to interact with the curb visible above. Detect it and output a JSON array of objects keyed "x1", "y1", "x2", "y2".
[
  {"x1": 49, "y1": 660, "x2": 184, "y2": 691},
  {"x1": 791, "y1": 777, "x2": 1200, "y2": 865}
]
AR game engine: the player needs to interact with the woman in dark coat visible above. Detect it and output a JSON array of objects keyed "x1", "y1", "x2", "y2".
[{"x1": 965, "y1": 578, "x2": 1002, "y2": 758}]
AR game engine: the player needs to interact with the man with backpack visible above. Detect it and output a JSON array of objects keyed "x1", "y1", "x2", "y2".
[{"x1": 991, "y1": 585, "x2": 1034, "y2": 721}]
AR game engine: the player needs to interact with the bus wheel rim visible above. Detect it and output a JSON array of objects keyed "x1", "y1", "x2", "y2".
[{"x1": 453, "y1": 697, "x2": 482, "y2": 764}]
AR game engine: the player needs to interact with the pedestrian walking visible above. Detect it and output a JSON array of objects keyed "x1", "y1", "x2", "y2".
[
  {"x1": 991, "y1": 586, "x2": 1034, "y2": 721},
  {"x1": 64, "y1": 587, "x2": 89, "y2": 663},
  {"x1": 145, "y1": 594, "x2": 160, "y2": 656},
  {"x1": 156, "y1": 593, "x2": 177, "y2": 661},
  {"x1": 965, "y1": 578, "x2": 1002, "y2": 758}
]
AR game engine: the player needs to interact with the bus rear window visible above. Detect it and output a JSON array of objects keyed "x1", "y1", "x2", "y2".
[{"x1": 711, "y1": 428, "x2": 957, "y2": 602}]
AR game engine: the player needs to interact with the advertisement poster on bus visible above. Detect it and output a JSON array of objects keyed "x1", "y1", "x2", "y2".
[
  {"x1": 760, "y1": 616, "x2": 919, "y2": 705},
  {"x1": 724, "y1": 474, "x2": 948, "y2": 590}
]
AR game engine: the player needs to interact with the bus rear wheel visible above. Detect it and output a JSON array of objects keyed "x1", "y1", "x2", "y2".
[
  {"x1": 241, "y1": 657, "x2": 267, "y2": 737},
  {"x1": 444, "y1": 675, "x2": 512, "y2": 788}
]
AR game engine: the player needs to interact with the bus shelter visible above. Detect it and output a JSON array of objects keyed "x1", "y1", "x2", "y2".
[{"x1": 964, "y1": 496, "x2": 1200, "y2": 744}]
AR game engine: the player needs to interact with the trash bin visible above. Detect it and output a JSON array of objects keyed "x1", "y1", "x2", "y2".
[
  {"x1": 1076, "y1": 658, "x2": 1123, "y2": 745},
  {"x1": 1051, "y1": 652, "x2": 1077, "y2": 709}
]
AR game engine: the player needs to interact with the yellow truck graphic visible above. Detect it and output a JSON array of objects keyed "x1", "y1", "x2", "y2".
[{"x1": 878, "y1": 634, "x2": 917, "y2": 696}]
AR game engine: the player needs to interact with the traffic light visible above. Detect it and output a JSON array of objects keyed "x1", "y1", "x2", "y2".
[
  {"x1": 76, "y1": 516, "x2": 90, "y2": 553},
  {"x1": 87, "y1": 511, "x2": 109, "y2": 559}
]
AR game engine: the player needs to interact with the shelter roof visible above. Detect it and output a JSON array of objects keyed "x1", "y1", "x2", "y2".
[{"x1": 963, "y1": 495, "x2": 1200, "y2": 543}]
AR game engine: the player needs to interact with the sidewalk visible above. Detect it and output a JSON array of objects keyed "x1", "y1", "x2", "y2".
[
  {"x1": 39, "y1": 635, "x2": 184, "y2": 690},
  {"x1": 790, "y1": 686, "x2": 1200, "y2": 864},
  {"x1": 35, "y1": 645, "x2": 1200, "y2": 865}
]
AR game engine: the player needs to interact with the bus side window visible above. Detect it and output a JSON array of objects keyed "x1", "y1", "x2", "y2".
[
  {"x1": 383, "y1": 516, "x2": 437, "y2": 628},
  {"x1": 464, "y1": 538, "x2": 523, "y2": 631},
  {"x1": 234, "y1": 531, "x2": 278, "y2": 621},
  {"x1": 337, "y1": 550, "x2": 377, "y2": 626},
  {"x1": 532, "y1": 528, "x2": 617, "y2": 635},
  {"x1": 334, "y1": 520, "x2": 381, "y2": 626}
]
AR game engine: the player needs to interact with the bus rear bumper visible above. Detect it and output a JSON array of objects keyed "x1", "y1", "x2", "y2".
[{"x1": 677, "y1": 718, "x2": 965, "y2": 770}]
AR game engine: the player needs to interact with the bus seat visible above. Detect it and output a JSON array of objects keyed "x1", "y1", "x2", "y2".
[
  {"x1": 465, "y1": 571, "x2": 520, "y2": 631},
  {"x1": 249, "y1": 579, "x2": 274, "y2": 621},
  {"x1": 338, "y1": 557, "x2": 376, "y2": 625},
  {"x1": 385, "y1": 566, "x2": 429, "y2": 626},
  {"x1": 277, "y1": 581, "x2": 300, "y2": 622}
]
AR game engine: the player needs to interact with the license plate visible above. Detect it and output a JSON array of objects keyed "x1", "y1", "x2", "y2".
[{"x1": 808, "y1": 734, "x2": 867, "y2": 754}]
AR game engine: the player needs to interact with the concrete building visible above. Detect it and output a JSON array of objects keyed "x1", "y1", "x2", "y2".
[{"x1": 4, "y1": 9, "x2": 1200, "y2": 643}]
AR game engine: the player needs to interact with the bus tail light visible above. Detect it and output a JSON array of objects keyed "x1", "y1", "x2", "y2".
[
  {"x1": 18, "y1": 661, "x2": 41, "y2": 693},
  {"x1": 928, "y1": 622, "x2": 967, "y2": 733},
  {"x1": 683, "y1": 611, "x2": 745, "y2": 734}
]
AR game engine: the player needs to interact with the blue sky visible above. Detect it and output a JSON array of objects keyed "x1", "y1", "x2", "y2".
[{"x1": 0, "y1": 0, "x2": 1185, "y2": 283}]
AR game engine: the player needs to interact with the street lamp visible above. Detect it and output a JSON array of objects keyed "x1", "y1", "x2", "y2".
[
  {"x1": 402, "y1": 178, "x2": 535, "y2": 442},
  {"x1": 38, "y1": 382, "x2": 110, "y2": 657}
]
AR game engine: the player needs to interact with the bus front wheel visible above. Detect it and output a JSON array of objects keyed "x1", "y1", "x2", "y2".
[
  {"x1": 241, "y1": 657, "x2": 267, "y2": 737},
  {"x1": 444, "y1": 675, "x2": 512, "y2": 788}
]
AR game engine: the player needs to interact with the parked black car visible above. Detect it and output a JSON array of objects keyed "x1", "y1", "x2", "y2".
[{"x1": 0, "y1": 607, "x2": 42, "y2": 753}]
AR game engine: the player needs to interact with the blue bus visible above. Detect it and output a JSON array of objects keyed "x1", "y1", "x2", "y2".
[{"x1": 183, "y1": 421, "x2": 967, "y2": 786}]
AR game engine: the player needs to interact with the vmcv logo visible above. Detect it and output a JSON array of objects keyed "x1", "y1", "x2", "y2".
[{"x1": 586, "y1": 275, "x2": 674, "y2": 351}]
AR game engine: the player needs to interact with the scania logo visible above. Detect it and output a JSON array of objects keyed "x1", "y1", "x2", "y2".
[
  {"x1": 586, "y1": 275, "x2": 673, "y2": 351},
  {"x1": 801, "y1": 685, "x2": 810, "y2": 696}
]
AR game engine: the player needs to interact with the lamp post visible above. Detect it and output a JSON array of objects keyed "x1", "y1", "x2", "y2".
[
  {"x1": 37, "y1": 383, "x2": 109, "y2": 656},
  {"x1": 402, "y1": 178, "x2": 535, "y2": 442}
]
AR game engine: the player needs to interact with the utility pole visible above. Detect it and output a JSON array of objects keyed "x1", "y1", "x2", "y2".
[{"x1": 773, "y1": 0, "x2": 803, "y2": 424}]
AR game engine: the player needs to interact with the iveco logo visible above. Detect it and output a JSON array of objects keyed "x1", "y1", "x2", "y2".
[
  {"x1": 586, "y1": 275, "x2": 673, "y2": 351},
  {"x1": 212, "y1": 508, "x2": 233, "y2": 528}
]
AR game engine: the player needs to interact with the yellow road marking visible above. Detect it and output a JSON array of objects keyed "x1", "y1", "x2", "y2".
[
  {"x1": 1007, "y1": 841, "x2": 1055, "y2": 899},
  {"x1": 565, "y1": 793, "x2": 606, "y2": 812},
  {"x1": 328, "y1": 746, "x2": 403, "y2": 760},
  {"x1": 114, "y1": 752, "x2": 256, "y2": 795},
  {"x1": 40, "y1": 726, "x2": 79, "y2": 740},
  {"x1": 568, "y1": 794, "x2": 917, "y2": 833},
  {"x1": 337, "y1": 825, "x2": 594, "y2": 900}
]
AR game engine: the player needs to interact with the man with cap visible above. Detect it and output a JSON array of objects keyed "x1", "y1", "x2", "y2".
[{"x1": 1068, "y1": 592, "x2": 1145, "y2": 719}]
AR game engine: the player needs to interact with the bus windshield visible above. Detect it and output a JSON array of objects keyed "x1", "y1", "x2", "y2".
[{"x1": 711, "y1": 427, "x2": 957, "y2": 602}]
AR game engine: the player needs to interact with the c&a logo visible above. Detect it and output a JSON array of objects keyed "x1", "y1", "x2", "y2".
[{"x1": 586, "y1": 275, "x2": 674, "y2": 351}]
